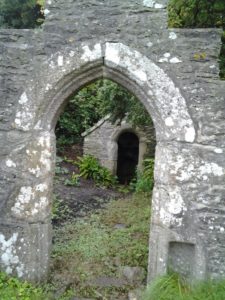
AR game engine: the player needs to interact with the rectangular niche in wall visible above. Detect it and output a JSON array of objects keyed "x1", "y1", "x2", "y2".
[{"x1": 168, "y1": 242, "x2": 195, "y2": 279}]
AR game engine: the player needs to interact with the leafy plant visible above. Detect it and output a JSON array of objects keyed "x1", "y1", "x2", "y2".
[
  {"x1": 131, "y1": 158, "x2": 154, "y2": 193},
  {"x1": 76, "y1": 155, "x2": 117, "y2": 187},
  {"x1": 55, "y1": 166, "x2": 69, "y2": 175},
  {"x1": 52, "y1": 194, "x2": 72, "y2": 223},
  {"x1": 0, "y1": 271, "x2": 47, "y2": 300},
  {"x1": 64, "y1": 172, "x2": 80, "y2": 186},
  {"x1": 55, "y1": 156, "x2": 69, "y2": 176}
]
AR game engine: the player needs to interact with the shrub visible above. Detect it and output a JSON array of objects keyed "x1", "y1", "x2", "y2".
[
  {"x1": 131, "y1": 158, "x2": 154, "y2": 193},
  {"x1": 0, "y1": 271, "x2": 47, "y2": 300},
  {"x1": 76, "y1": 155, "x2": 117, "y2": 187}
]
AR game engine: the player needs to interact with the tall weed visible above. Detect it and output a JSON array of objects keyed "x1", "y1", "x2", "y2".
[
  {"x1": 141, "y1": 273, "x2": 225, "y2": 300},
  {"x1": 131, "y1": 158, "x2": 154, "y2": 193}
]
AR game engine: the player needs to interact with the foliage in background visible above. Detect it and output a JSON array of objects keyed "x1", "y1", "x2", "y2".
[
  {"x1": 56, "y1": 79, "x2": 153, "y2": 146},
  {"x1": 168, "y1": 0, "x2": 225, "y2": 28},
  {"x1": 0, "y1": 0, "x2": 45, "y2": 29},
  {"x1": 76, "y1": 155, "x2": 117, "y2": 187},
  {"x1": 168, "y1": 0, "x2": 225, "y2": 79},
  {"x1": 141, "y1": 272, "x2": 225, "y2": 300},
  {"x1": 0, "y1": 271, "x2": 47, "y2": 300},
  {"x1": 131, "y1": 158, "x2": 154, "y2": 193}
]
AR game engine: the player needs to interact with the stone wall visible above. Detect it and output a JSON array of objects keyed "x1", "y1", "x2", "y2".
[{"x1": 0, "y1": 0, "x2": 224, "y2": 282}]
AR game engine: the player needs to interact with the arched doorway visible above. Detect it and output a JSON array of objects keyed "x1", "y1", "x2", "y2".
[
  {"x1": 4, "y1": 42, "x2": 197, "y2": 282},
  {"x1": 117, "y1": 131, "x2": 139, "y2": 184}
]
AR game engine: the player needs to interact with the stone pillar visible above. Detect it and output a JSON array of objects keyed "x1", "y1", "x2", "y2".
[
  {"x1": 148, "y1": 141, "x2": 225, "y2": 281},
  {"x1": 0, "y1": 130, "x2": 55, "y2": 281}
]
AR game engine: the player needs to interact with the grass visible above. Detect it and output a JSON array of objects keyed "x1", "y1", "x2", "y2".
[
  {"x1": 141, "y1": 273, "x2": 225, "y2": 300},
  {"x1": 49, "y1": 192, "x2": 151, "y2": 299},
  {"x1": 2, "y1": 190, "x2": 225, "y2": 299}
]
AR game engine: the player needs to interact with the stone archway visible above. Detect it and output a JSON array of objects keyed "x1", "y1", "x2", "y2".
[{"x1": 1, "y1": 42, "x2": 204, "y2": 282}]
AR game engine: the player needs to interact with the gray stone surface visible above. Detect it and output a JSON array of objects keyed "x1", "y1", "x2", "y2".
[
  {"x1": 120, "y1": 266, "x2": 146, "y2": 284},
  {"x1": 0, "y1": 0, "x2": 224, "y2": 283}
]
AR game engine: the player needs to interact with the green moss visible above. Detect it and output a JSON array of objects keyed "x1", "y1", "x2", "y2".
[{"x1": 193, "y1": 52, "x2": 207, "y2": 60}]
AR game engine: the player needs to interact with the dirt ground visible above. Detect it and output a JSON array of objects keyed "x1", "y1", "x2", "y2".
[{"x1": 53, "y1": 144, "x2": 122, "y2": 224}]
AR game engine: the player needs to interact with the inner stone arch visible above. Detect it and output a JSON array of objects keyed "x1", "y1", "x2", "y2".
[{"x1": 1, "y1": 42, "x2": 199, "y2": 282}]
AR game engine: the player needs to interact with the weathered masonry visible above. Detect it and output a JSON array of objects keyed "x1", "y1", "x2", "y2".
[{"x1": 0, "y1": 0, "x2": 225, "y2": 282}]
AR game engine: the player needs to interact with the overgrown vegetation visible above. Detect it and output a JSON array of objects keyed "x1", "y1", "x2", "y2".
[
  {"x1": 60, "y1": 154, "x2": 155, "y2": 192},
  {"x1": 56, "y1": 79, "x2": 153, "y2": 147},
  {"x1": 168, "y1": 0, "x2": 225, "y2": 79},
  {"x1": 131, "y1": 158, "x2": 154, "y2": 193},
  {"x1": 0, "y1": 0, "x2": 45, "y2": 29},
  {"x1": 75, "y1": 155, "x2": 117, "y2": 188},
  {"x1": 168, "y1": 0, "x2": 225, "y2": 28},
  {"x1": 50, "y1": 192, "x2": 151, "y2": 299},
  {"x1": 141, "y1": 273, "x2": 225, "y2": 300},
  {"x1": 0, "y1": 272, "x2": 47, "y2": 300}
]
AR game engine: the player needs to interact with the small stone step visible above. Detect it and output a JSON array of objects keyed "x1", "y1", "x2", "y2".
[{"x1": 120, "y1": 266, "x2": 146, "y2": 285}]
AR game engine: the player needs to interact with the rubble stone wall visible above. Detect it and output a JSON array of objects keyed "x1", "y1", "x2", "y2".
[{"x1": 0, "y1": 0, "x2": 224, "y2": 282}]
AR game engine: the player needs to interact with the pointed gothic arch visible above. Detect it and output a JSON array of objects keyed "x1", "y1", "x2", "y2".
[{"x1": 1, "y1": 42, "x2": 203, "y2": 282}]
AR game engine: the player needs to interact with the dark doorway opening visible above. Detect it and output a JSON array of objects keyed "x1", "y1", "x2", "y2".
[{"x1": 117, "y1": 132, "x2": 139, "y2": 184}]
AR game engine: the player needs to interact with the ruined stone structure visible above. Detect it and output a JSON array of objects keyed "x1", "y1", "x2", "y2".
[
  {"x1": 82, "y1": 116, "x2": 155, "y2": 179},
  {"x1": 0, "y1": 0, "x2": 225, "y2": 283}
]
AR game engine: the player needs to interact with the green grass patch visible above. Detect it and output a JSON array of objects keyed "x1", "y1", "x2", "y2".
[
  {"x1": 141, "y1": 273, "x2": 225, "y2": 300},
  {"x1": 50, "y1": 192, "x2": 151, "y2": 298}
]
